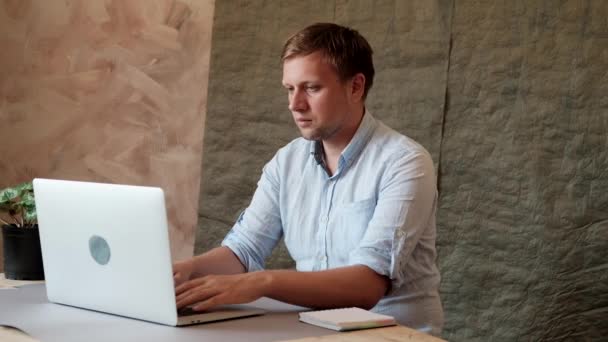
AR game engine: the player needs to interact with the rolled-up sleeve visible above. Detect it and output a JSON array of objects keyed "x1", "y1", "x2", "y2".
[
  {"x1": 222, "y1": 154, "x2": 283, "y2": 272},
  {"x1": 348, "y1": 150, "x2": 437, "y2": 289}
]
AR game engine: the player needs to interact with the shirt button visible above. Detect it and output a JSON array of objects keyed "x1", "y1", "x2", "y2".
[
  {"x1": 320, "y1": 256, "x2": 327, "y2": 262},
  {"x1": 320, "y1": 216, "x2": 327, "y2": 223}
]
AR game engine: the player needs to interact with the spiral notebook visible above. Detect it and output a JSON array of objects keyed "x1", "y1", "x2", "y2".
[{"x1": 299, "y1": 307, "x2": 396, "y2": 331}]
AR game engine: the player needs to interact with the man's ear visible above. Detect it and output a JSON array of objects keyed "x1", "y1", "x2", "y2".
[{"x1": 350, "y1": 73, "x2": 366, "y2": 102}]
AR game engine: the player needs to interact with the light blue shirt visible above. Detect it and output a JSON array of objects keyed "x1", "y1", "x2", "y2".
[{"x1": 222, "y1": 110, "x2": 443, "y2": 334}]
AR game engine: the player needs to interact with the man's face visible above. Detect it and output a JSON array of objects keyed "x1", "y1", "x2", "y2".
[{"x1": 282, "y1": 51, "x2": 354, "y2": 142}]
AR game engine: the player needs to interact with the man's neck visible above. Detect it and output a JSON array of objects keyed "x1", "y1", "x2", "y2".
[{"x1": 321, "y1": 106, "x2": 365, "y2": 175}]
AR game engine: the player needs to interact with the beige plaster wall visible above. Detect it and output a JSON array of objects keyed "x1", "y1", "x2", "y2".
[{"x1": 0, "y1": 0, "x2": 215, "y2": 266}]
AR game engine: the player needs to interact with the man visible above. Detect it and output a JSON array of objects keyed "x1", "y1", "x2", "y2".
[{"x1": 174, "y1": 23, "x2": 443, "y2": 335}]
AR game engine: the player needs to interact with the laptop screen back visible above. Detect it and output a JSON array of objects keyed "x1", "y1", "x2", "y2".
[{"x1": 33, "y1": 178, "x2": 179, "y2": 325}]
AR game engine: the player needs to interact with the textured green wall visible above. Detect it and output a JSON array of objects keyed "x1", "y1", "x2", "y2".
[
  {"x1": 197, "y1": 1, "x2": 607, "y2": 340},
  {"x1": 438, "y1": 1, "x2": 608, "y2": 340}
]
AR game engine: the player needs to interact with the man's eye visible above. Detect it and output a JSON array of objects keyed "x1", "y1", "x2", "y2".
[{"x1": 306, "y1": 86, "x2": 320, "y2": 92}]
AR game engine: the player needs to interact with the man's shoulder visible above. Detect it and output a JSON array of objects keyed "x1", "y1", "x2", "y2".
[
  {"x1": 273, "y1": 136, "x2": 310, "y2": 162},
  {"x1": 368, "y1": 120, "x2": 432, "y2": 160},
  {"x1": 364, "y1": 121, "x2": 435, "y2": 180},
  {"x1": 279, "y1": 136, "x2": 309, "y2": 152}
]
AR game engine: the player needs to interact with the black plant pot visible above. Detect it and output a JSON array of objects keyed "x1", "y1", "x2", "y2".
[{"x1": 2, "y1": 224, "x2": 45, "y2": 280}]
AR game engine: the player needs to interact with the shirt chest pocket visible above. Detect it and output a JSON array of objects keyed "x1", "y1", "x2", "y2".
[{"x1": 329, "y1": 198, "x2": 376, "y2": 256}]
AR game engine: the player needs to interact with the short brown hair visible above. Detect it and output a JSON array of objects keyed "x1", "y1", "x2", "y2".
[{"x1": 281, "y1": 23, "x2": 375, "y2": 99}]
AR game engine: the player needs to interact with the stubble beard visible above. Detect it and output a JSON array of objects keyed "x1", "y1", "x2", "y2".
[{"x1": 299, "y1": 124, "x2": 342, "y2": 142}]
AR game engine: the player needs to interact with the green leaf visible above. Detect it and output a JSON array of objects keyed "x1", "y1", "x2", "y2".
[
  {"x1": 23, "y1": 207, "x2": 37, "y2": 224},
  {"x1": 0, "y1": 181, "x2": 36, "y2": 226},
  {"x1": 16, "y1": 182, "x2": 34, "y2": 192},
  {"x1": 0, "y1": 188, "x2": 19, "y2": 204},
  {"x1": 19, "y1": 192, "x2": 36, "y2": 207},
  {"x1": 0, "y1": 182, "x2": 33, "y2": 200}
]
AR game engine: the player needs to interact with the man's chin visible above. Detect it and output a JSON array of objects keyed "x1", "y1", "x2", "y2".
[
  {"x1": 301, "y1": 135, "x2": 317, "y2": 141},
  {"x1": 298, "y1": 129, "x2": 321, "y2": 141}
]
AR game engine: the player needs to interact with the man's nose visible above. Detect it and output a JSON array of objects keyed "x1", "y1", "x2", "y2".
[{"x1": 289, "y1": 89, "x2": 308, "y2": 112}]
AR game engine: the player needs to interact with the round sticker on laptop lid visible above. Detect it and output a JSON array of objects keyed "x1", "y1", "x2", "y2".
[{"x1": 89, "y1": 235, "x2": 111, "y2": 265}]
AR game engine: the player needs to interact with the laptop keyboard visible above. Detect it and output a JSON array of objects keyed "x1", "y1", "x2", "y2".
[{"x1": 177, "y1": 306, "x2": 202, "y2": 317}]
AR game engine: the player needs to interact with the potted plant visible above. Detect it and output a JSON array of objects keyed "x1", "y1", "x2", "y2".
[{"x1": 0, "y1": 181, "x2": 44, "y2": 280}]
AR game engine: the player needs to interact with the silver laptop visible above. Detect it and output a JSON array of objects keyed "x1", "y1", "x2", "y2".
[{"x1": 33, "y1": 178, "x2": 264, "y2": 326}]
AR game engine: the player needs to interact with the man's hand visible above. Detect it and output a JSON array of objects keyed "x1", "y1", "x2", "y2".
[
  {"x1": 172, "y1": 258, "x2": 195, "y2": 287},
  {"x1": 174, "y1": 265, "x2": 388, "y2": 312},
  {"x1": 175, "y1": 272, "x2": 270, "y2": 311},
  {"x1": 172, "y1": 247, "x2": 247, "y2": 288}
]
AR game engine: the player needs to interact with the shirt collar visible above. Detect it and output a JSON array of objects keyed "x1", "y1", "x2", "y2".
[
  {"x1": 308, "y1": 108, "x2": 378, "y2": 172},
  {"x1": 310, "y1": 140, "x2": 324, "y2": 166},
  {"x1": 340, "y1": 109, "x2": 377, "y2": 168}
]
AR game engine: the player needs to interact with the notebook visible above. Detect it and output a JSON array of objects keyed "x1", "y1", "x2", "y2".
[
  {"x1": 299, "y1": 307, "x2": 396, "y2": 331},
  {"x1": 33, "y1": 178, "x2": 265, "y2": 326}
]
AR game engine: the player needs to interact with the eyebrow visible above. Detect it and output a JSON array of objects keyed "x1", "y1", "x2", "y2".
[{"x1": 282, "y1": 81, "x2": 319, "y2": 87}]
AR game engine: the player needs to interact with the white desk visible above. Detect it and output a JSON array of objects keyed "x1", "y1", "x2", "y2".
[
  {"x1": 0, "y1": 282, "x2": 444, "y2": 342},
  {"x1": 0, "y1": 283, "x2": 332, "y2": 342}
]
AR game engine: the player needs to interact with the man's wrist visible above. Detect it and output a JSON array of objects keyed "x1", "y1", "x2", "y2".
[
  {"x1": 190, "y1": 255, "x2": 203, "y2": 278},
  {"x1": 250, "y1": 270, "x2": 275, "y2": 297}
]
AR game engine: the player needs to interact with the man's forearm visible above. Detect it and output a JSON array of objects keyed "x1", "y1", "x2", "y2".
[
  {"x1": 191, "y1": 246, "x2": 246, "y2": 277},
  {"x1": 258, "y1": 265, "x2": 389, "y2": 310}
]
